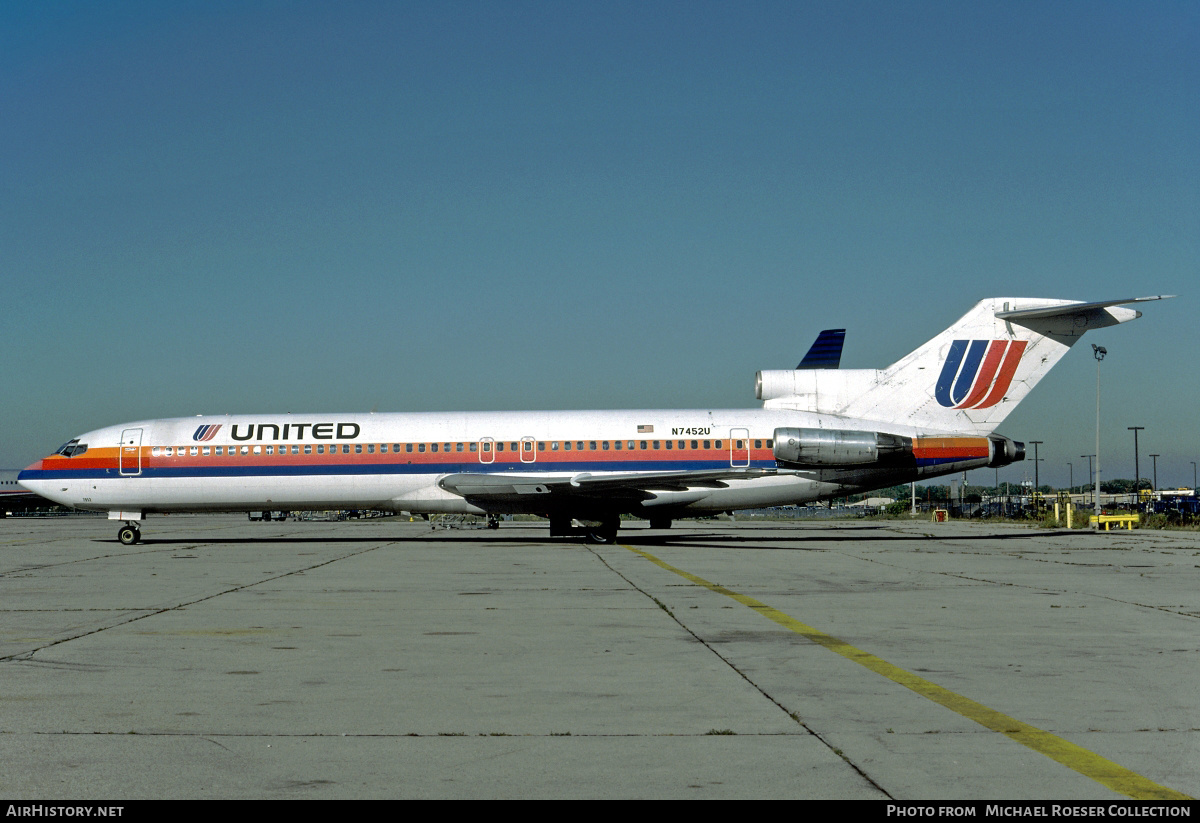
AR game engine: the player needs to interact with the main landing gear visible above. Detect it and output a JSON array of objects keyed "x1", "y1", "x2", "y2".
[
  {"x1": 117, "y1": 523, "x2": 142, "y2": 545},
  {"x1": 548, "y1": 515, "x2": 620, "y2": 544},
  {"x1": 586, "y1": 521, "x2": 619, "y2": 544}
]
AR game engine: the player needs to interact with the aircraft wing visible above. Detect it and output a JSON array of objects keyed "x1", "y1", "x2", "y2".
[
  {"x1": 438, "y1": 467, "x2": 783, "y2": 503},
  {"x1": 0, "y1": 488, "x2": 55, "y2": 509}
]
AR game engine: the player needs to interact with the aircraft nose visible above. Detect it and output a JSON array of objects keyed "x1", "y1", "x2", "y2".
[{"x1": 17, "y1": 459, "x2": 46, "y2": 489}]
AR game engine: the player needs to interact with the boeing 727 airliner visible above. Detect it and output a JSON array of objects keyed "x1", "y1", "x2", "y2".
[{"x1": 18, "y1": 296, "x2": 1170, "y2": 544}]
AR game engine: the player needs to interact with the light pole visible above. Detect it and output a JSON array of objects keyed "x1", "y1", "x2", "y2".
[
  {"x1": 1129, "y1": 426, "x2": 1144, "y2": 504},
  {"x1": 1149, "y1": 454, "x2": 1159, "y2": 493},
  {"x1": 1081, "y1": 455, "x2": 1095, "y2": 504},
  {"x1": 1068, "y1": 462, "x2": 1074, "y2": 494},
  {"x1": 1029, "y1": 441, "x2": 1043, "y2": 511},
  {"x1": 1093, "y1": 344, "x2": 1106, "y2": 529},
  {"x1": 1192, "y1": 462, "x2": 1197, "y2": 492}
]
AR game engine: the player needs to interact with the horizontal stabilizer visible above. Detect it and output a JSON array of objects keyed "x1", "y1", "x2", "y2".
[{"x1": 995, "y1": 295, "x2": 1175, "y2": 323}]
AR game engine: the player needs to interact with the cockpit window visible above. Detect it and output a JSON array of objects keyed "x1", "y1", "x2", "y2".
[{"x1": 54, "y1": 439, "x2": 88, "y2": 458}]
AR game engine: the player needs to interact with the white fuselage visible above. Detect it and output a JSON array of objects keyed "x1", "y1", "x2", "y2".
[{"x1": 18, "y1": 407, "x2": 991, "y2": 518}]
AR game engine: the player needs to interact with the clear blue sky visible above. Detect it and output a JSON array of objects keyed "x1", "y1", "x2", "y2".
[{"x1": 3, "y1": 1, "x2": 1197, "y2": 489}]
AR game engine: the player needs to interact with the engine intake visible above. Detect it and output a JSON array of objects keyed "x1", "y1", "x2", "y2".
[{"x1": 773, "y1": 427, "x2": 912, "y2": 467}]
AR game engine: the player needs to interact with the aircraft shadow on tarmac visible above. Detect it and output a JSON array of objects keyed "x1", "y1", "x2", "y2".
[{"x1": 105, "y1": 525, "x2": 1079, "y2": 548}]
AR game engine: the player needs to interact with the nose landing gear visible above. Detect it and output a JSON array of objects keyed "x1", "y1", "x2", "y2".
[{"x1": 117, "y1": 523, "x2": 142, "y2": 545}]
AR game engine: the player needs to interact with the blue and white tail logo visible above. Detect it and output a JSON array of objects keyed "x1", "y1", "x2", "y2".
[{"x1": 935, "y1": 340, "x2": 1028, "y2": 409}]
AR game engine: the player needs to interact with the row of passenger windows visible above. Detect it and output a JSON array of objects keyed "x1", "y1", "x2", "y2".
[{"x1": 152, "y1": 439, "x2": 773, "y2": 457}]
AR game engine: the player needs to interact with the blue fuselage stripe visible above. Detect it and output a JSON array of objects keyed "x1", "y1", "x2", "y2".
[{"x1": 20, "y1": 459, "x2": 776, "y2": 481}]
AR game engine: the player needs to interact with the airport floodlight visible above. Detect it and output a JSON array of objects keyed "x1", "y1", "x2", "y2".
[{"x1": 1149, "y1": 454, "x2": 1159, "y2": 492}]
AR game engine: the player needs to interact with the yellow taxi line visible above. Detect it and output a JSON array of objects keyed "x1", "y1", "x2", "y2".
[{"x1": 622, "y1": 543, "x2": 1190, "y2": 801}]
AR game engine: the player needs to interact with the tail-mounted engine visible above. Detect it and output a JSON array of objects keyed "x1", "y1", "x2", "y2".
[
  {"x1": 772, "y1": 427, "x2": 1025, "y2": 471},
  {"x1": 987, "y1": 435, "x2": 1024, "y2": 467},
  {"x1": 772, "y1": 428, "x2": 911, "y2": 467}
]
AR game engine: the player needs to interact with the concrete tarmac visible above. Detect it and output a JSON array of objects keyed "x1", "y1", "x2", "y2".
[{"x1": 0, "y1": 514, "x2": 1196, "y2": 800}]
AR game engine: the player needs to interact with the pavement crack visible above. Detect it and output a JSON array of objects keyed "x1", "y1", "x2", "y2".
[
  {"x1": 589, "y1": 543, "x2": 893, "y2": 799},
  {"x1": 0, "y1": 542, "x2": 397, "y2": 663}
]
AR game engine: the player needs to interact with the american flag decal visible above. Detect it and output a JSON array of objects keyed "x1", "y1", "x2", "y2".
[{"x1": 637, "y1": 424, "x2": 654, "y2": 433}]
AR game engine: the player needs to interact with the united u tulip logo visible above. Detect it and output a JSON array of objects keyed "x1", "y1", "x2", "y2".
[
  {"x1": 192, "y1": 424, "x2": 222, "y2": 442},
  {"x1": 935, "y1": 340, "x2": 1027, "y2": 410}
]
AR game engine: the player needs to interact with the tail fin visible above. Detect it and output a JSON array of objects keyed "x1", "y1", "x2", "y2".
[
  {"x1": 797, "y1": 329, "x2": 846, "y2": 369},
  {"x1": 759, "y1": 297, "x2": 1171, "y2": 435}
]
